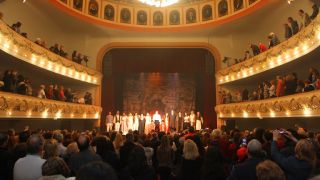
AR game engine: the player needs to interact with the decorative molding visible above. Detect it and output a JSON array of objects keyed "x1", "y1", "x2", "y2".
[
  {"x1": 0, "y1": 20, "x2": 102, "y2": 85},
  {"x1": 215, "y1": 90, "x2": 320, "y2": 118},
  {"x1": 216, "y1": 14, "x2": 320, "y2": 85},
  {"x1": 0, "y1": 91, "x2": 101, "y2": 119},
  {"x1": 49, "y1": 0, "x2": 268, "y2": 31}
]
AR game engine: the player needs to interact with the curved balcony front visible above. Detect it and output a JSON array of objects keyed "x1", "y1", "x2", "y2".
[
  {"x1": 0, "y1": 91, "x2": 101, "y2": 119},
  {"x1": 216, "y1": 14, "x2": 320, "y2": 85},
  {"x1": 0, "y1": 20, "x2": 102, "y2": 85},
  {"x1": 215, "y1": 90, "x2": 320, "y2": 118}
]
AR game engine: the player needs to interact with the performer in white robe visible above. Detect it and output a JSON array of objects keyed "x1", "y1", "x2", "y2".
[
  {"x1": 189, "y1": 111, "x2": 196, "y2": 128},
  {"x1": 134, "y1": 113, "x2": 139, "y2": 131},
  {"x1": 145, "y1": 113, "x2": 152, "y2": 134},
  {"x1": 114, "y1": 111, "x2": 121, "y2": 132},
  {"x1": 127, "y1": 113, "x2": 134, "y2": 131},
  {"x1": 121, "y1": 113, "x2": 128, "y2": 134},
  {"x1": 183, "y1": 112, "x2": 190, "y2": 130},
  {"x1": 106, "y1": 112, "x2": 114, "y2": 132},
  {"x1": 195, "y1": 111, "x2": 203, "y2": 130}
]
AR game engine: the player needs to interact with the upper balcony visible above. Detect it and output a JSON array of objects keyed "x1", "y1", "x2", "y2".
[
  {"x1": 0, "y1": 20, "x2": 102, "y2": 85},
  {"x1": 0, "y1": 91, "x2": 101, "y2": 119},
  {"x1": 216, "y1": 13, "x2": 320, "y2": 85},
  {"x1": 215, "y1": 90, "x2": 320, "y2": 119},
  {"x1": 48, "y1": 0, "x2": 268, "y2": 32}
]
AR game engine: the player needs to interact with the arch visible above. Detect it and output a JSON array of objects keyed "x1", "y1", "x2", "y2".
[
  {"x1": 202, "y1": 4, "x2": 213, "y2": 21},
  {"x1": 104, "y1": 4, "x2": 115, "y2": 21}
]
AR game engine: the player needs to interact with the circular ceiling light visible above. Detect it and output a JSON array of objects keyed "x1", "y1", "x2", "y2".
[{"x1": 139, "y1": 0, "x2": 179, "y2": 7}]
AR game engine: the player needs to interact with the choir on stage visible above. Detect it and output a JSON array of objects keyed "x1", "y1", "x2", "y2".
[{"x1": 105, "y1": 110, "x2": 204, "y2": 134}]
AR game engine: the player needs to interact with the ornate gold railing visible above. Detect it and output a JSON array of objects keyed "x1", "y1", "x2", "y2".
[
  {"x1": 215, "y1": 90, "x2": 320, "y2": 118},
  {"x1": 217, "y1": 14, "x2": 320, "y2": 85},
  {"x1": 0, "y1": 91, "x2": 101, "y2": 119},
  {"x1": 0, "y1": 20, "x2": 102, "y2": 85}
]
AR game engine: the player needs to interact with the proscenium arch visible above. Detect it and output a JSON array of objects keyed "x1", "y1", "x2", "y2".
[{"x1": 95, "y1": 42, "x2": 221, "y2": 128}]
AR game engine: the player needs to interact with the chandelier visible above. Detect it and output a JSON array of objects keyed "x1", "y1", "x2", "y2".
[{"x1": 139, "y1": 0, "x2": 179, "y2": 7}]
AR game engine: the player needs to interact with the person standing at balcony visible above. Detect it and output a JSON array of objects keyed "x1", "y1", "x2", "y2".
[
  {"x1": 284, "y1": 23, "x2": 293, "y2": 40},
  {"x1": 268, "y1": 32, "x2": 280, "y2": 48},
  {"x1": 284, "y1": 74, "x2": 297, "y2": 95},
  {"x1": 288, "y1": 17, "x2": 299, "y2": 35},
  {"x1": 47, "y1": 85, "x2": 54, "y2": 99},
  {"x1": 276, "y1": 76, "x2": 285, "y2": 97},
  {"x1": 242, "y1": 88, "x2": 249, "y2": 101},
  {"x1": 106, "y1": 112, "x2": 114, "y2": 132},
  {"x1": 243, "y1": 50, "x2": 251, "y2": 61},
  {"x1": 259, "y1": 42, "x2": 268, "y2": 52},
  {"x1": 263, "y1": 81, "x2": 270, "y2": 99},
  {"x1": 250, "y1": 44, "x2": 260, "y2": 56},
  {"x1": 37, "y1": 85, "x2": 46, "y2": 99},
  {"x1": 310, "y1": 4, "x2": 319, "y2": 20},
  {"x1": 269, "y1": 80, "x2": 276, "y2": 98},
  {"x1": 258, "y1": 84, "x2": 264, "y2": 100},
  {"x1": 298, "y1": 9, "x2": 311, "y2": 30},
  {"x1": 84, "y1": 92, "x2": 92, "y2": 105},
  {"x1": 11, "y1": 22, "x2": 22, "y2": 33},
  {"x1": 114, "y1": 111, "x2": 121, "y2": 132},
  {"x1": 59, "y1": 86, "x2": 66, "y2": 101}
]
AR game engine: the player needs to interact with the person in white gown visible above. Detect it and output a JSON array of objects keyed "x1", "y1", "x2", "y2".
[
  {"x1": 195, "y1": 111, "x2": 203, "y2": 130},
  {"x1": 145, "y1": 113, "x2": 152, "y2": 134},
  {"x1": 189, "y1": 111, "x2": 196, "y2": 129},
  {"x1": 134, "y1": 113, "x2": 139, "y2": 131},
  {"x1": 183, "y1": 112, "x2": 190, "y2": 130},
  {"x1": 114, "y1": 111, "x2": 121, "y2": 132},
  {"x1": 153, "y1": 111, "x2": 161, "y2": 132},
  {"x1": 121, "y1": 113, "x2": 128, "y2": 134},
  {"x1": 127, "y1": 113, "x2": 134, "y2": 131}
]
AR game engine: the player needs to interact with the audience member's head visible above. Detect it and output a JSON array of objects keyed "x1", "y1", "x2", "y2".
[
  {"x1": 0, "y1": 133, "x2": 8, "y2": 148},
  {"x1": 125, "y1": 133, "x2": 134, "y2": 143},
  {"x1": 43, "y1": 139, "x2": 58, "y2": 159},
  {"x1": 183, "y1": 139, "x2": 199, "y2": 160},
  {"x1": 53, "y1": 132, "x2": 64, "y2": 144},
  {"x1": 76, "y1": 161, "x2": 117, "y2": 180},
  {"x1": 66, "y1": 142, "x2": 79, "y2": 155},
  {"x1": 256, "y1": 160, "x2": 285, "y2": 180},
  {"x1": 295, "y1": 139, "x2": 317, "y2": 167},
  {"x1": 26, "y1": 134, "x2": 44, "y2": 155},
  {"x1": 42, "y1": 157, "x2": 70, "y2": 177},
  {"x1": 77, "y1": 134, "x2": 90, "y2": 151},
  {"x1": 247, "y1": 139, "x2": 262, "y2": 158}
]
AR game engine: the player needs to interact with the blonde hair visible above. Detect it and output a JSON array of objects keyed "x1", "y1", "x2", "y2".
[
  {"x1": 295, "y1": 139, "x2": 316, "y2": 167},
  {"x1": 211, "y1": 129, "x2": 222, "y2": 140},
  {"x1": 183, "y1": 139, "x2": 199, "y2": 160},
  {"x1": 113, "y1": 133, "x2": 123, "y2": 150},
  {"x1": 67, "y1": 142, "x2": 79, "y2": 155},
  {"x1": 256, "y1": 160, "x2": 285, "y2": 180}
]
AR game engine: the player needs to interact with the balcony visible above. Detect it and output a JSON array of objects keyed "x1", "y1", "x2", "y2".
[
  {"x1": 0, "y1": 20, "x2": 102, "y2": 85},
  {"x1": 0, "y1": 91, "x2": 101, "y2": 119},
  {"x1": 216, "y1": 14, "x2": 320, "y2": 85},
  {"x1": 215, "y1": 90, "x2": 320, "y2": 118}
]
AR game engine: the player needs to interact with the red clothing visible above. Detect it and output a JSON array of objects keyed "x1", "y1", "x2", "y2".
[
  {"x1": 276, "y1": 79, "x2": 285, "y2": 97},
  {"x1": 316, "y1": 80, "x2": 320, "y2": 89},
  {"x1": 60, "y1": 90, "x2": 65, "y2": 100},
  {"x1": 47, "y1": 89, "x2": 53, "y2": 99},
  {"x1": 259, "y1": 44, "x2": 268, "y2": 52}
]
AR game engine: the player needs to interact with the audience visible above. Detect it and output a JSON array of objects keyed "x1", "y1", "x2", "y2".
[{"x1": 256, "y1": 160, "x2": 286, "y2": 180}]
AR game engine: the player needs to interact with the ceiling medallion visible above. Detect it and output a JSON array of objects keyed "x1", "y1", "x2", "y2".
[{"x1": 139, "y1": 0, "x2": 179, "y2": 7}]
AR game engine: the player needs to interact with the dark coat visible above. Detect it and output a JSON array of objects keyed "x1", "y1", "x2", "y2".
[
  {"x1": 119, "y1": 142, "x2": 137, "y2": 168},
  {"x1": 271, "y1": 141, "x2": 313, "y2": 180},
  {"x1": 180, "y1": 158, "x2": 202, "y2": 180},
  {"x1": 0, "y1": 147, "x2": 15, "y2": 180},
  {"x1": 68, "y1": 149, "x2": 102, "y2": 175},
  {"x1": 290, "y1": 20, "x2": 299, "y2": 35},
  {"x1": 229, "y1": 157, "x2": 265, "y2": 180}
]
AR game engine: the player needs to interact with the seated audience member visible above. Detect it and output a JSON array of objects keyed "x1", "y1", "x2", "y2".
[
  {"x1": 3, "y1": 70, "x2": 17, "y2": 93},
  {"x1": 53, "y1": 84, "x2": 59, "y2": 100},
  {"x1": 272, "y1": 130, "x2": 316, "y2": 180},
  {"x1": 243, "y1": 50, "x2": 251, "y2": 61},
  {"x1": 50, "y1": 44, "x2": 60, "y2": 54},
  {"x1": 40, "y1": 157, "x2": 71, "y2": 180},
  {"x1": 68, "y1": 134, "x2": 102, "y2": 175},
  {"x1": 258, "y1": 42, "x2": 267, "y2": 52},
  {"x1": 298, "y1": 9, "x2": 311, "y2": 29},
  {"x1": 64, "y1": 88, "x2": 74, "y2": 102},
  {"x1": 47, "y1": 85, "x2": 54, "y2": 99},
  {"x1": 21, "y1": 32, "x2": 28, "y2": 38},
  {"x1": 310, "y1": 4, "x2": 319, "y2": 20},
  {"x1": 76, "y1": 161, "x2": 118, "y2": 180},
  {"x1": 303, "y1": 80, "x2": 315, "y2": 92},
  {"x1": 13, "y1": 134, "x2": 46, "y2": 180},
  {"x1": 35, "y1": 38, "x2": 43, "y2": 46},
  {"x1": 72, "y1": 51, "x2": 78, "y2": 62},
  {"x1": 59, "y1": 86, "x2": 66, "y2": 101},
  {"x1": 0, "y1": 133, "x2": 15, "y2": 180},
  {"x1": 276, "y1": 76, "x2": 285, "y2": 97},
  {"x1": 269, "y1": 80, "x2": 276, "y2": 98},
  {"x1": 37, "y1": 85, "x2": 47, "y2": 99},
  {"x1": 284, "y1": 23, "x2": 293, "y2": 39},
  {"x1": 63, "y1": 142, "x2": 79, "y2": 165},
  {"x1": 256, "y1": 160, "x2": 286, "y2": 180},
  {"x1": 25, "y1": 79, "x2": 33, "y2": 96},
  {"x1": 296, "y1": 80, "x2": 305, "y2": 93},
  {"x1": 76, "y1": 53, "x2": 83, "y2": 64},
  {"x1": 242, "y1": 88, "x2": 249, "y2": 101},
  {"x1": 288, "y1": 17, "x2": 299, "y2": 35},
  {"x1": 11, "y1": 22, "x2": 22, "y2": 33},
  {"x1": 308, "y1": 67, "x2": 319, "y2": 84},
  {"x1": 263, "y1": 81, "x2": 270, "y2": 99},
  {"x1": 268, "y1": 32, "x2": 280, "y2": 48},
  {"x1": 229, "y1": 139, "x2": 265, "y2": 180},
  {"x1": 284, "y1": 74, "x2": 297, "y2": 95},
  {"x1": 83, "y1": 55, "x2": 89, "y2": 66},
  {"x1": 84, "y1": 92, "x2": 93, "y2": 105},
  {"x1": 250, "y1": 44, "x2": 260, "y2": 56},
  {"x1": 179, "y1": 139, "x2": 202, "y2": 180},
  {"x1": 120, "y1": 146, "x2": 157, "y2": 180}
]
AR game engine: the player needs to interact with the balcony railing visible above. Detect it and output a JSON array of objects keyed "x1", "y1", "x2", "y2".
[
  {"x1": 0, "y1": 91, "x2": 101, "y2": 119},
  {"x1": 0, "y1": 20, "x2": 102, "y2": 85},
  {"x1": 215, "y1": 90, "x2": 320, "y2": 118},
  {"x1": 217, "y1": 14, "x2": 320, "y2": 85}
]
